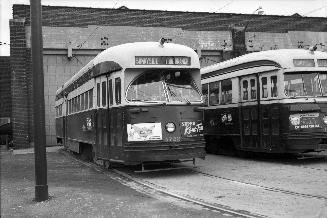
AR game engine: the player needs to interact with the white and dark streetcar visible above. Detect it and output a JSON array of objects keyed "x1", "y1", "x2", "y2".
[
  {"x1": 55, "y1": 41, "x2": 206, "y2": 167},
  {"x1": 201, "y1": 48, "x2": 327, "y2": 154}
]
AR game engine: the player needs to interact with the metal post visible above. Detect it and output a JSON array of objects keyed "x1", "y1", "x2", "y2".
[{"x1": 30, "y1": 0, "x2": 49, "y2": 201}]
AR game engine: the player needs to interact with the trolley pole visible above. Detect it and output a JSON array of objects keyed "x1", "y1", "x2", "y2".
[{"x1": 30, "y1": 0, "x2": 49, "y2": 201}]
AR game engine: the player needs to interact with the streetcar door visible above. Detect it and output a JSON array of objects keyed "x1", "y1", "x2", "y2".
[
  {"x1": 95, "y1": 78, "x2": 110, "y2": 159},
  {"x1": 259, "y1": 73, "x2": 281, "y2": 151},
  {"x1": 240, "y1": 75, "x2": 260, "y2": 150}
]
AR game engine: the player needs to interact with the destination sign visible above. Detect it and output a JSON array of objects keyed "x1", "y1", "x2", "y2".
[
  {"x1": 293, "y1": 59, "x2": 315, "y2": 67},
  {"x1": 135, "y1": 56, "x2": 191, "y2": 66}
]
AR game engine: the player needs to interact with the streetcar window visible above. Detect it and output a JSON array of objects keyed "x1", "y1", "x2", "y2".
[
  {"x1": 221, "y1": 79, "x2": 232, "y2": 104},
  {"x1": 261, "y1": 77, "x2": 268, "y2": 98},
  {"x1": 102, "y1": 81, "x2": 107, "y2": 107},
  {"x1": 68, "y1": 100, "x2": 71, "y2": 114},
  {"x1": 70, "y1": 99, "x2": 73, "y2": 113},
  {"x1": 271, "y1": 76, "x2": 278, "y2": 97},
  {"x1": 89, "y1": 89, "x2": 93, "y2": 109},
  {"x1": 97, "y1": 83, "x2": 100, "y2": 107},
  {"x1": 109, "y1": 79, "x2": 113, "y2": 105},
  {"x1": 115, "y1": 77, "x2": 121, "y2": 104},
  {"x1": 72, "y1": 98, "x2": 75, "y2": 113},
  {"x1": 126, "y1": 70, "x2": 201, "y2": 103},
  {"x1": 320, "y1": 74, "x2": 327, "y2": 95},
  {"x1": 81, "y1": 93, "x2": 85, "y2": 111},
  {"x1": 284, "y1": 72, "x2": 327, "y2": 97},
  {"x1": 250, "y1": 79, "x2": 257, "y2": 100},
  {"x1": 126, "y1": 71, "x2": 165, "y2": 102},
  {"x1": 209, "y1": 81, "x2": 220, "y2": 105},
  {"x1": 85, "y1": 91, "x2": 89, "y2": 110},
  {"x1": 74, "y1": 97, "x2": 77, "y2": 112},
  {"x1": 77, "y1": 95, "x2": 80, "y2": 112},
  {"x1": 242, "y1": 80, "x2": 248, "y2": 100},
  {"x1": 164, "y1": 71, "x2": 201, "y2": 103},
  {"x1": 202, "y1": 84, "x2": 209, "y2": 106}
]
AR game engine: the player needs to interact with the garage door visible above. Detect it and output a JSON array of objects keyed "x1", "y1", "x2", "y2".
[{"x1": 43, "y1": 54, "x2": 95, "y2": 145}]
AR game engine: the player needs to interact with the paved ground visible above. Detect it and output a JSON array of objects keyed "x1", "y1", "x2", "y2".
[
  {"x1": 122, "y1": 152, "x2": 327, "y2": 218},
  {"x1": 0, "y1": 146, "x2": 225, "y2": 218}
]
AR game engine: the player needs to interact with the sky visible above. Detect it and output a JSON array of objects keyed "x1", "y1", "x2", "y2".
[{"x1": 1, "y1": 0, "x2": 326, "y2": 56}]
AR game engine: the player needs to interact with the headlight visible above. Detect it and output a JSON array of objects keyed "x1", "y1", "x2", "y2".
[
  {"x1": 289, "y1": 115, "x2": 300, "y2": 126},
  {"x1": 323, "y1": 115, "x2": 327, "y2": 124},
  {"x1": 165, "y1": 122, "x2": 176, "y2": 133}
]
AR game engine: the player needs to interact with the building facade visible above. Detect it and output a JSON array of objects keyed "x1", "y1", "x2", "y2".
[{"x1": 9, "y1": 4, "x2": 327, "y2": 148}]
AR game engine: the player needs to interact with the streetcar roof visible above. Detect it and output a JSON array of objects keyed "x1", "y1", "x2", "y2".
[
  {"x1": 56, "y1": 41, "x2": 200, "y2": 96},
  {"x1": 94, "y1": 42, "x2": 200, "y2": 68},
  {"x1": 201, "y1": 49, "x2": 327, "y2": 76}
]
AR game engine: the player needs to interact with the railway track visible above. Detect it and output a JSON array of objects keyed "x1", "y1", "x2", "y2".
[
  {"x1": 189, "y1": 168, "x2": 327, "y2": 201},
  {"x1": 61, "y1": 149, "x2": 267, "y2": 218}
]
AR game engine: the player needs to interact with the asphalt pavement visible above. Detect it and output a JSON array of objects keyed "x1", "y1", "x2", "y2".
[{"x1": 0, "y1": 146, "x2": 222, "y2": 218}]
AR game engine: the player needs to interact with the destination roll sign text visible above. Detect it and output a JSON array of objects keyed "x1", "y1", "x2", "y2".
[{"x1": 135, "y1": 56, "x2": 191, "y2": 66}]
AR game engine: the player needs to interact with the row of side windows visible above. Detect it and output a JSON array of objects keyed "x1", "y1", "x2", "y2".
[
  {"x1": 202, "y1": 75, "x2": 279, "y2": 106},
  {"x1": 96, "y1": 77, "x2": 121, "y2": 107},
  {"x1": 241, "y1": 75, "x2": 278, "y2": 100},
  {"x1": 55, "y1": 104, "x2": 63, "y2": 117},
  {"x1": 68, "y1": 89, "x2": 93, "y2": 114},
  {"x1": 202, "y1": 79, "x2": 233, "y2": 106}
]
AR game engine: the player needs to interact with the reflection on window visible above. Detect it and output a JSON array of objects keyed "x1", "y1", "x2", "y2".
[
  {"x1": 85, "y1": 91, "x2": 88, "y2": 110},
  {"x1": 89, "y1": 89, "x2": 93, "y2": 108},
  {"x1": 320, "y1": 74, "x2": 327, "y2": 94},
  {"x1": 165, "y1": 71, "x2": 201, "y2": 103},
  {"x1": 209, "y1": 81, "x2": 220, "y2": 105},
  {"x1": 126, "y1": 70, "x2": 201, "y2": 103},
  {"x1": 102, "y1": 81, "x2": 107, "y2": 107},
  {"x1": 115, "y1": 78, "x2": 121, "y2": 104},
  {"x1": 81, "y1": 93, "x2": 85, "y2": 111},
  {"x1": 127, "y1": 72, "x2": 165, "y2": 102},
  {"x1": 242, "y1": 80, "x2": 248, "y2": 100},
  {"x1": 284, "y1": 72, "x2": 326, "y2": 97},
  {"x1": 202, "y1": 84, "x2": 209, "y2": 106},
  {"x1": 97, "y1": 83, "x2": 100, "y2": 107},
  {"x1": 109, "y1": 80, "x2": 113, "y2": 105},
  {"x1": 271, "y1": 76, "x2": 278, "y2": 97},
  {"x1": 262, "y1": 77, "x2": 268, "y2": 98},
  {"x1": 250, "y1": 79, "x2": 256, "y2": 99},
  {"x1": 77, "y1": 95, "x2": 80, "y2": 111},
  {"x1": 221, "y1": 79, "x2": 232, "y2": 104}
]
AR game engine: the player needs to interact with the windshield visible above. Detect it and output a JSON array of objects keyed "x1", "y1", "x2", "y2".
[
  {"x1": 284, "y1": 72, "x2": 327, "y2": 97},
  {"x1": 126, "y1": 70, "x2": 201, "y2": 103}
]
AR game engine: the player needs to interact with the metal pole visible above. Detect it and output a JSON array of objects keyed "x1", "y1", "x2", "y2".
[{"x1": 30, "y1": 0, "x2": 49, "y2": 201}]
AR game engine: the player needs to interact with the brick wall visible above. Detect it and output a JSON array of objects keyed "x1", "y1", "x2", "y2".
[
  {"x1": 9, "y1": 18, "x2": 30, "y2": 148},
  {"x1": 0, "y1": 57, "x2": 11, "y2": 118},
  {"x1": 12, "y1": 4, "x2": 327, "y2": 32}
]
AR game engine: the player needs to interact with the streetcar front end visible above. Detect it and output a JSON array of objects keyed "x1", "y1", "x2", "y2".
[
  {"x1": 282, "y1": 61, "x2": 327, "y2": 153},
  {"x1": 122, "y1": 66, "x2": 206, "y2": 165}
]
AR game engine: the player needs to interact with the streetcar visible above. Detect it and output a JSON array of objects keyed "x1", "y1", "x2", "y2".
[
  {"x1": 201, "y1": 48, "x2": 327, "y2": 154},
  {"x1": 55, "y1": 39, "x2": 206, "y2": 168}
]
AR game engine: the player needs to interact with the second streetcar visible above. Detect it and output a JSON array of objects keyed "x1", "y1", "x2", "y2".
[{"x1": 201, "y1": 48, "x2": 327, "y2": 155}]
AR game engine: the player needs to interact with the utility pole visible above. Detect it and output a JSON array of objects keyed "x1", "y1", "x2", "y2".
[{"x1": 30, "y1": 0, "x2": 49, "y2": 201}]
